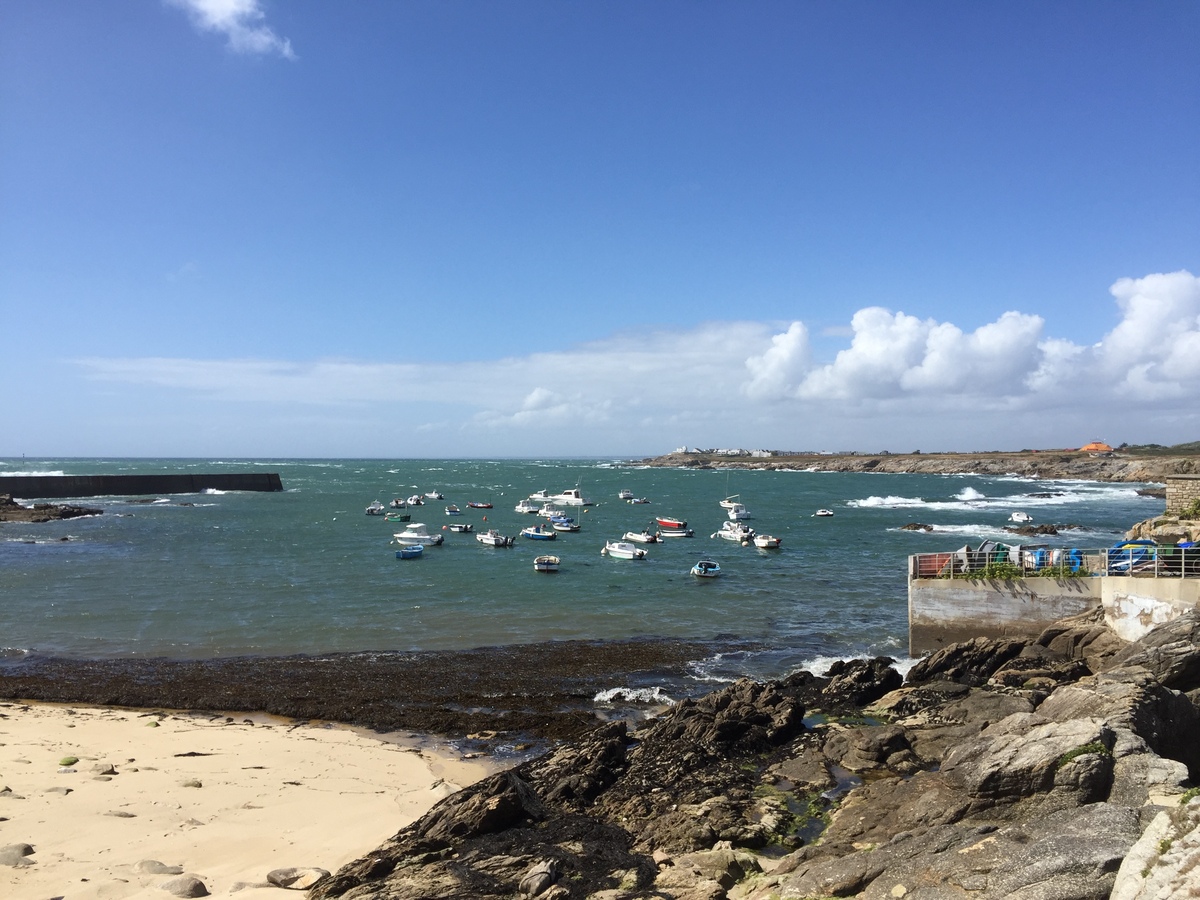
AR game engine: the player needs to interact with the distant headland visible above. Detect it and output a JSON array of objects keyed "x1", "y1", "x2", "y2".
[{"x1": 637, "y1": 441, "x2": 1200, "y2": 483}]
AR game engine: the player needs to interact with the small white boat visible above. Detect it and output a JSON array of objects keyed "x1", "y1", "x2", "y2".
[
  {"x1": 656, "y1": 515, "x2": 687, "y2": 529},
  {"x1": 726, "y1": 503, "x2": 752, "y2": 520},
  {"x1": 713, "y1": 521, "x2": 755, "y2": 543},
  {"x1": 551, "y1": 488, "x2": 593, "y2": 507},
  {"x1": 719, "y1": 494, "x2": 741, "y2": 510},
  {"x1": 476, "y1": 529, "x2": 516, "y2": 548},
  {"x1": 538, "y1": 504, "x2": 568, "y2": 519},
  {"x1": 552, "y1": 519, "x2": 581, "y2": 533},
  {"x1": 1009, "y1": 511, "x2": 1033, "y2": 523},
  {"x1": 753, "y1": 534, "x2": 782, "y2": 549},
  {"x1": 623, "y1": 529, "x2": 659, "y2": 543},
  {"x1": 406, "y1": 495, "x2": 425, "y2": 506},
  {"x1": 691, "y1": 559, "x2": 720, "y2": 578},
  {"x1": 394, "y1": 544, "x2": 424, "y2": 560},
  {"x1": 658, "y1": 526, "x2": 695, "y2": 538},
  {"x1": 521, "y1": 524, "x2": 557, "y2": 541},
  {"x1": 602, "y1": 541, "x2": 646, "y2": 560},
  {"x1": 618, "y1": 489, "x2": 634, "y2": 500},
  {"x1": 393, "y1": 523, "x2": 444, "y2": 546},
  {"x1": 627, "y1": 497, "x2": 650, "y2": 504},
  {"x1": 534, "y1": 555, "x2": 560, "y2": 572},
  {"x1": 445, "y1": 505, "x2": 462, "y2": 516},
  {"x1": 514, "y1": 499, "x2": 540, "y2": 514},
  {"x1": 528, "y1": 490, "x2": 552, "y2": 502},
  {"x1": 447, "y1": 522, "x2": 474, "y2": 533},
  {"x1": 365, "y1": 500, "x2": 387, "y2": 516},
  {"x1": 814, "y1": 509, "x2": 834, "y2": 517},
  {"x1": 389, "y1": 498, "x2": 407, "y2": 509},
  {"x1": 425, "y1": 490, "x2": 445, "y2": 500}
]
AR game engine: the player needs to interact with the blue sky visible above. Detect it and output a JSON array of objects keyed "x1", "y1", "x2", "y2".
[{"x1": 2, "y1": 1, "x2": 1198, "y2": 458}]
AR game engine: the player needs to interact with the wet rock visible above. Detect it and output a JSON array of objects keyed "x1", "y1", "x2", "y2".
[
  {"x1": 900, "y1": 523, "x2": 933, "y2": 531},
  {"x1": 1099, "y1": 609, "x2": 1200, "y2": 692},
  {"x1": 823, "y1": 657, "x2": 902, "y2": 706},
  {"x1": 418, "y1": 770, "x2": 545, "y2": 842},
  {"x1": 160, "y1": 874, "x2": 209, "y2": 897},
  {"x1": 267, "y1": 866, "x2": 331, "y2": 889},
  {"x1": 907, "y1": 637, "x2": 1028, "y2": 686}
]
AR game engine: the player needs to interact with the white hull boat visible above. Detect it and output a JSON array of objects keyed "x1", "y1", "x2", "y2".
[
  {"x1": 514, "y1": 499, "x2": 540, "y2": 514},
  {"x1": 476, "y1": 529, "x2": 516, "y2": 548},
  {"x1": 691, "y1": 560, "x2": 720, "y2": 578},
  {"x1": 814, "y1": 509, "x2": 834, "y2": 517},
  {"x1": 658, "y1": 527, "x2": 695, "y2": 538},
  {"x1": 1009, "y1": 511, "x2": 1033, "y2": 523},
  {"x1": 719, "y1": 494, "x2": 740, "y2": 510},
  {"x1": 753, "y1": 534, "x2": 782, "y2": 549},
  {"x1": 603, "y1": 541, "x2": 647, "y2": 560},
  {"x1": 551, "y1": 488, "x2": 593, "y2": 506},
  {"x1": 623, "y1": 529, "x2": 659, "y2": 543},
  {"x1": 726, "y1": 503, "x2": 752, "y2": 520},
  {"x1": 447, "y1": 522, "x2": 474, "y2": 533},
  {"x1": 393, "y1": 523, "x2": 444, "y2": 546},
  {"x1": 713, "y1": 521, "x2": 755, "y2": 542},
  {"x1": 365, "y1": 500, "x2": 387, "y2": 516},
  {"x1": 617, "y1": 489, "x2": 634, "y2": 500},
  {"x1": 533, "y1": 555, "x2": 560, "y2": 572}
]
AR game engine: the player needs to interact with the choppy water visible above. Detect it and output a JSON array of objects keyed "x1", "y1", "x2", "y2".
[{"x1": 0, "y1": 458, "x2": 1161, "y2": 683}]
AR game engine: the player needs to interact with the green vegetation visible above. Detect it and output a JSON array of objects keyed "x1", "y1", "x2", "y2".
[
  {"x1": 1158, "y1": 838, "x2": 1173, "y2": 855},
  {"x1": 1177, "y1": 499, "x2": 1200, "y2": 520},
  {"x1": 1179, "y1": 786, "x2": 1200, "y2": 805},
  {"x1": 1055, "y1": 741, "x2": 1111, "y2": 771},
  {"x1": 952, "y1": 561, "x2": 1085, "y2": 580},
  {"x1": 1118, "y1": 440, "x2": 1200, "y2": 456},
  {"x1": 58, "y1": 755, "x2": 79, "y2": 767}
]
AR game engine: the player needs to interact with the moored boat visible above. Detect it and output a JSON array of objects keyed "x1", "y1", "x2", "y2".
[
  {"x1": 617, "y1": 489, "x2": 634, "y2": 500},
  {"x1": 814, "y1": 509, "x2": 834, "y2": 517},
  {"x1": 394, "y1": 544, "x2": 424, "y2": 559},
  {"x1": 514, "y1": 499, "x2": 540, "y2": 514},
  {"x1": 393, "y1": 523, "x2": 444, "y2": 546},
  {"x1": 753, "y1": 534, "x2": 782, "y2": 549},
  {"x1": 713, "y1": 521, "x2": 755, "y2": 543},
  {"x1": 447, "y1": 522, "x2": 474, "y2": 533},
  {"x1": 552, "y1": 519, "x2": 581, "y2": 532},
  {"x1": 656, "y1": 515, "x2": 687, "y2": 529},
  {"x1": 385, "y1": 512, "x2": 411, "y2": 523},
  {"x1": 719, "y1": 494, "x2": 740, "y2": 510},
  {"x1": 691, "y1": 559, "x2": 720, "y2": 578},
  {"x1": 602, "y1": 540, "x2": 647, "y2": 560},
  {"x1": 445, "y1": 504, "x2": 462, "y2": 516},
  {"x1": 623, "y1": 529, "x2": 659, "y2": 543},
  {"x1": 521, "y1": 524, "x2": 557, "y2": 540},
  {"x1": 406, "y1": 495, "x2": 425, "y2": 506},
  {"x1": 476, "y1": 529, "x2": 516, "y2": 548},
  {"x1": 467, "y1": 501, "x2": 493, "y2": 509},
  {"x1": 425, "y1": 490, "x2": 445, "y2": 500},
  {"x1": 528, "y1": 490, "x2": 552, "y2": 502},
  {"x1": 726, "y1": 503, "x2": 752, "y2": 520},
  {"x1": 365, "y1": 500, "x2": 387, "y2": 516},
  {"x1": 551, "y1": 488, "x2": 593, "y2": 507},
  {"x1": 1009, "y1": 511, "x2": 1033, "y2": 523},
  {"x1": 658, "y1": 526, "x2": 695, "y2": 538},
  {"x1": 533, "y1": 555, "x2": 560, "y2": 572},
  {"x1": 389, "y1": 498, "x2": 407, "y2": 509},
  {"x1": 627, "y1": 497, "x2": 650, "y2": 504}
]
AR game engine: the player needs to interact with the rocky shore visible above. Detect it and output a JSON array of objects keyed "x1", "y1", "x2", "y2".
[
  {"x1": 0, "y1": 493, "x2": 102, "y2": 523},
  {"x1": 638, "y1": 451, "x2": 1200, "y2": 483},
  {"x1": 308, "y1": 608, "x2": 1200, "y2": 900}
]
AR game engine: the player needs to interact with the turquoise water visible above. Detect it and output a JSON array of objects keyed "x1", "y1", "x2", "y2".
[{"x1": 0, "y1": 458, "x2": 1161, "y2": 679}]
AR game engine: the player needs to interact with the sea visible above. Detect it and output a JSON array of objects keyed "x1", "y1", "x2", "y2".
[{"x1": 0, "y1": 458, "x2": 1163, "y2": 694}]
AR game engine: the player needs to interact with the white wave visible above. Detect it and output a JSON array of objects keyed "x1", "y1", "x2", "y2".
[
  {"x1": 889, "y1": 522, "x2": 1119, "y2": 540},
  {"x1": 955, "y1": 487, "x2": 987, "y2": 501},
  {"x1": 0, "y1": 470, "x2": 66, "y2": 477},
  {"x1": 203, "y1": 488, "x2": 228, "y2": 495},
  {"x1": 593, "y1": 686, "x2": 677, "y2": 706}
]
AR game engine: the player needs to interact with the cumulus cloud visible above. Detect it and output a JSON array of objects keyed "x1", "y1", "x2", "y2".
[{"x1": 167, "y1": 0, "x2": 296, "y2": 59}]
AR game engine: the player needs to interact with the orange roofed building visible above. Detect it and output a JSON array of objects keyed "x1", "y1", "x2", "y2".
[{"x1": 1079, "y1": 441, "x2": 1114, "y2": 454}]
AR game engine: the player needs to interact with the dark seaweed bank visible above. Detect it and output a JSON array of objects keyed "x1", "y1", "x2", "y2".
[{"x1": 0, "y1": 638, "x2": 748, "y2": 745}]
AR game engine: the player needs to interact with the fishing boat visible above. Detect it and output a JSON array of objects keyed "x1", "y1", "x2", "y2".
[
  {"x1": 528, "y1": 490, "x2": 552, "y2": 502},
  {"x1": 623, "y1": 529, "x2": 659, "y2": 543},
  {"x1": 389, "y1": 498, "x2": 407, "y2": 509},
  {"x1": 753, "y1": 534, "x2": 782, "y2": 549},
  {"x1": 551, "y1": 488, "x2": 593, "y2": 507},
  {"x1": 425, "y1": 490, "x2": 445, "y2": 500},
  {"x1": 726, "y1": 503, "x2": 752, "y2": 520},
  {"x1": 691, "y1": 559, "x2": 720, "y2": 578},
  {"x1": 551, "y1": 519, "x2": 581, "y2": 533},
  {"x1": 514, "y1": 499, "x2": 540, "y2": 514},
  {"x1": 365, "y1": 500, "x2": 387, "y2": 516},
  {"x1": 538, "y1": 504, "x2": 568, "y2": 519},
  {"x1": 656, "y1": 515, "x2": 687, "y2": 529},
  {"x1": 814, "y1": 509, "x2": 834, "y2": 517},
  {"x1": 533, "y1": 555, "x2": 560, "y2": 572},
  {"x1": 719, "y1": 494, "x2": 741, "y2": 510},
  {"x1": 617, "y1": 489, "x2": 634, "y2": 500},
  {"x1": 393, "y1": 523, "x2": 444, "y2": 546},
  {"x1": 521, "y1": 524, "x2": 557, "y2": 540},
  {"x1": 713, "y1": 521, "x2": 755, "y2": 543},
  {"x1": 385, "y1": 512, "x2": 410, "y2": 523},
  {"x1": 445, "y1": 504, "x2": 462, "y2": 516},
  {"x1": 476, "y1": 529, "x2": 516, "y2": 548},
  {"x1": 394, "y1": 544, "x2": 424, "y2": 560},
  {"x1": 602, "y1": 541, "x2": 647, "y2": 560},
  {"x1": 447, "y1": 522, "x2": 474, "y2": 533},
  {"x1": 658, "y1": 526, "x2": 695, "y2": 538},
  {"x1": 467, "y1": 501, "x2": 493, "y2": 509}
]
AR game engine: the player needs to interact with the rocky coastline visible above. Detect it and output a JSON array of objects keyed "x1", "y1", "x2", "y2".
[
  {"x1": 308, "y1": 608, "x2": 1200, "y2": 900},
  {"x1": 0, "y1": 493, "x2": 102, "y2": 524},
  {"x1": 637, "y1": 451, "x2": 1200, "y2": 484}
]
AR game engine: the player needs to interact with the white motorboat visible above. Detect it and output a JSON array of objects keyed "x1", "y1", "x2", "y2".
[
  {"x1": 602, "y1": 541, "x2": 647, "y2": 560},
  {"x1": 753, "y1": 534, "x2": 782, "y2": 549},
  {"x1": 1009, "y1": 511, "x2": 1033, "y2": 523},
  {"x1": 658, "y1": 526, "x2": 695, "y2": 538},
  {"x1": 551, "y1": 488, "x2": 593, "y2": 506},
  {"x1": 726, "y1": 503, "x2": 752, "y2": 520},
  {"x1": 514, "y1": 499, "x2": 540, "y2": 514},
  {"x1": 445, "y1": 505, "x2": 462, "y2": 516},
  {"x1": 365, "y1": 500, "x2": 387, "y2": 516},
  {"x1": 713, "y1": 521, "x2": 755, "y2": 543},
  {"x1": 623, "y1": 529, "x2": 659, "y2": 543},
  {"x1": 552, "y1": 519, "x2": 581, "y2": 533},
  {"x1": 447, "y1": 522, "x2": 474, "y2": 533},
  {"x1": 389, "y1": 498, "x2": 407, "y2": 509},
  {"x1": 425, "y1": 490, "x2": 445, "y2": 500},
  {"x1": 476, "y1": 529, "x2": 516, "y2": 548},
  {"x1": 627, "y1": 497, "x2": 650, "y2": 504},
  {"x1": 392, "y1": 523, "x2": 444, "y2": 546},
  {"x1": 719, "y1": 494, "x2": 741, "y2": 510},
  {"x1": 814, "y1": 509, "x2": 834, "y2": 517},
  {"x1": 406, "y1": 495, "x2": 425, "y2": 506},
  {"x1": 538, "y1": 504, "x2": 568, "y2": 519},
  {"x1": 691, "y1": 560, "x2": 721, "y2": 578},
  {"x1": 533, "y1": 555, "x2": 560, "y2": 572},
  {"x1": 528, "y1": 489, "x2": 552, "y2": 502},
  {"x1": 522, "y1": 524, "x2": 557, "y2": 541},
  {"x1": 618, "y1": 489, "x2": 634, "y2": 500}
]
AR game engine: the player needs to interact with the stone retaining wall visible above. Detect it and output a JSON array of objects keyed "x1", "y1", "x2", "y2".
[
  {"x1": 1166, "y1": 474, "x2": 1200, "y2": 514},
  {"x1": 0, "y1": 473, "x2": 283, "y2": 499}
]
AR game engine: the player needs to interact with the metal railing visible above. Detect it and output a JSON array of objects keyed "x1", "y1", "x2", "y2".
[{"x1": 910, "y1": 546, "x2": 1200, "y2": 580}]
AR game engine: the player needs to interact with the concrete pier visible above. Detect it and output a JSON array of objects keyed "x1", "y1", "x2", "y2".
[{"x1": 0, "y1": 473, "x2": 283, "y2": 499}]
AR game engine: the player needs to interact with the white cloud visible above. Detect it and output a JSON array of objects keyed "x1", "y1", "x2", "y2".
[
  {"x1": 71, "y1": 271, "x2": 1200, "y2": 453},
  {"x1": 167, "y1": 0, "x2": 296, "y2": 60}
]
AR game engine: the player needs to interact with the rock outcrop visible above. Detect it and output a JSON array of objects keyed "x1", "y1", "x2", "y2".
[
  {"x1": 312, "y1": 614, "x2": 1200, "y2": 900},
  {"x1": 0, "y1": 494, "x2": 102, "y2": 523}
]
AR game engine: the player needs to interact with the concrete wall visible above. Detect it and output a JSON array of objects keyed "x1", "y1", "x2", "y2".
[
  {"x1": 908, "y1": 576, "x2": 1101, "y2": 655},
  {"x1": 0, "y1": 473, "x2": 283, "y2": 499},
  {"x1": 909, "y1": 569, "x2": 1200, "y2": 655},
  {"x1": 1166, "y1": 475, "x2": 1200, "y2": 515}
]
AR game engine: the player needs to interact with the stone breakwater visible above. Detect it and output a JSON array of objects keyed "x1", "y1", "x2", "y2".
[
  {"x1": 312, "y1": 608, "x2": 1200, "y2": 900},
  {"x1": 639, "y1": 451, "x2": 1200, "y2": 483}
]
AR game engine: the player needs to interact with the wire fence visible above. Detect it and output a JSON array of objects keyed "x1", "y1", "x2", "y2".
[{"x1": 910, "y1": 545, "x2": 1200, "y2": 580}]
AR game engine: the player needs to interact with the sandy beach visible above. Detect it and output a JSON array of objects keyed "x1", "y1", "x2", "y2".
[{"x1": 0, "y1": 701, "x2": 494, "y2": 900}]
